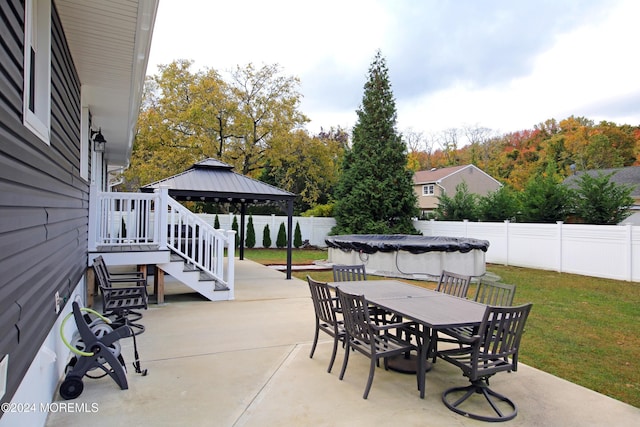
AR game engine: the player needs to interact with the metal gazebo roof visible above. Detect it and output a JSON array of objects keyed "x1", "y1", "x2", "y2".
[
  {"x1": 141, "y1": 158, "x2": 296, "y2": 203},
  {"x1": 141, "y1": 158, "x2": 296, "y2": 278}
]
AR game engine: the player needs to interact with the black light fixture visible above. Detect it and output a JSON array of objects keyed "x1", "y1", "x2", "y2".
[{"x1": 91, "y1": 128, "x2": 107, "y2": 152}]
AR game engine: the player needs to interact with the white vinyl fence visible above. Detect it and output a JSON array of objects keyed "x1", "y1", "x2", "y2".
[{"x1": 200, "y1": 214, "x2": 640, "y2": 283}]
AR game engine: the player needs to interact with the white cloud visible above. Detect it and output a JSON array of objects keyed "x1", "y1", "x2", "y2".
[{"x1": 148, "y1": 0, "x2": 640, "y2": 140}]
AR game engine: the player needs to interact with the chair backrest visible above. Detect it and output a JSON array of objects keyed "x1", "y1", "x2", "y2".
[
  {"x1": 474, "y1": 303, "x2": 533, "y2": 377},
  {"x1": 332, "y1": 264, "x2": 367, "y2": 282},
  {"x1": 336, "y1": 288, "x2": 374, "y2": 345},
  {"x1": 435, "y1": 270, "x2": 471, "y2": 298},
  {"x1": 474, "y1": 280, "x2": 516, "y2": 306},
  {"x1": 307, "y1": 276, "x2": 339, "y2": 327},
  {"x1": 92, "y1": 257, "x2": 111, "y2": 289}
]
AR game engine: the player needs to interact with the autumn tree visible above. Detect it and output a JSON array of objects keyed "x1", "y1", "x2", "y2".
[
  {"x1": 332, "y1": 51, "x2": 418, "y2": 235},
  {"x1": 227, "y1": 63, "x2": 308, "y2": 176},
  {"x1": 260, "y1": 129, "x2": 343, "y2": 213},
  {"x1": 122, "y1": 60, "x2": 308, "y2": 189}
]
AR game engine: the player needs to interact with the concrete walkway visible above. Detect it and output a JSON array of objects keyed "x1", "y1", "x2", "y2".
[{"x1": 47, "y1": 259, "x2": 639, "y2": 426}]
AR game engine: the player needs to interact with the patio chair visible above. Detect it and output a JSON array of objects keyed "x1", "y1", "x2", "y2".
[
  {"x1": 473, "y1": 280, "x2": 516, "y2": 306},
  {"x1": 332, "y1": 264, "x2": 367, "y2": 282},
  {"x1": 425, "y1": 270, "x2": 472, "y2": 362},
  {"x1": 93, "y1": 255, "x2": 146, "y2": 283},
  {"x1": 437, "y1": 303, "x2": 533, "y2": 422},
  {"x1": 93, "y1": 258, "x2": 148, "y2": 335},
  {"x1": 438, "y1": 280, "x2": 517, "y2": 345},
  {"x1": 435, "y1": 270, "x2": 472, "y2": 298},
  {"x1": 336, "y1": 288, "x2": 417, "y2": 399},
  {"x1": 306, "y1": 276, "x2": 345, "y2": 373}
]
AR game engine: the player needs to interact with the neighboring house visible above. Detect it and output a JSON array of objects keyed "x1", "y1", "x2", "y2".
[
  {"x1": 563, "y1": 166, "x2": 640, "y2": 225},
  {"x1": 0, "y1": 2, "x2": 158, "y2": 426},
  {"x1": 413, "y1": 165, "x2": 502, "y2": 214}
]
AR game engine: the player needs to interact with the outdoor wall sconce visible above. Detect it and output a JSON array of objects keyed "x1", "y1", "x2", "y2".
[{"x1": 91, "y1": 128, "x2": 107, "y2": 152}]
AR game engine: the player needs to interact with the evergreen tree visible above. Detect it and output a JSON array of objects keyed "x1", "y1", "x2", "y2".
[
  {"x1": 477, "y1": 186, "x2": 520, "y2": 222},
  {"x1": 520, "y1": 163, "x2": 572, "y2": 223},
  {"x1": 276, "y1": 222, "x2": 287, "y2": 248},
  {"x1": 294, "y1": 221, "x2": 302, "y2": 248},
  {"x1": 214, "y1": 214, "x2": 220, "y2": 229},
  {"x1": 572, "y1": 172, "x2": 633, "y2": 224},
  {"x1": 232, "y1": 216, "x2": 239, "y2": 248},
  {"x1": 331, "y1": 51, "x2": 418, "y2": 235},
  {"x1": 245, "y1": 215, "x2": 256, "y2": 248},
  {"x1": 262, "y1": 224, "x2": 272, "y2": 248},
  {"x1": 434, "y1": 182, "x2": 479, "y2": 221}
]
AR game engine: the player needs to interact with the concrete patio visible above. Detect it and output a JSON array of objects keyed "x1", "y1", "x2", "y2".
[{"x1": 46, "y1": 259, "x2": 640, "y2": 426}]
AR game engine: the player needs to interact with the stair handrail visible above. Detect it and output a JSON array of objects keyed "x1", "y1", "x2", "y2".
[{"x1": 165, "y1": 196, "x2": 232, "y2": 284}]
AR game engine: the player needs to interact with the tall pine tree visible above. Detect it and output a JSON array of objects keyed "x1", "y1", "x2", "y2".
[{"x1": 332, "y1": 51, "x2": 418, "y2": 235}]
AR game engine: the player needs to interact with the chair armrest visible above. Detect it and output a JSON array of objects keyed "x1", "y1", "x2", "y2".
[
  {"x1": 107, "y1": 277, "x2": 147, "y2": 285},
  {"x1": 110, "y1": 271, "x2": 145, "y2": 278},
  {"x1": 100, "y1": 285, "x2": 148, "y2": 296}
]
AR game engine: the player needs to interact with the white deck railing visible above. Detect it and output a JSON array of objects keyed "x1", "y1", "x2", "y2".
[{"x1": 88, "y1": 185, "x2": 235, "y2": 290}]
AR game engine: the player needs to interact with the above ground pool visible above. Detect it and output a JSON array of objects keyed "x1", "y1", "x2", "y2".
[{"x1": 325, "y1": 234, "x2": 490, "y2": 279}]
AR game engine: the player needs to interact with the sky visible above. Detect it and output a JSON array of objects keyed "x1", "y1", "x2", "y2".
[{"x1": 147, "y1": 0, "x2": 640, "y2": 143}]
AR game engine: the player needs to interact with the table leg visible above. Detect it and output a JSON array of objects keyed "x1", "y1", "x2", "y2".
[{"x1": 419, "y1": 325, "x2": 430, "y2": 398}]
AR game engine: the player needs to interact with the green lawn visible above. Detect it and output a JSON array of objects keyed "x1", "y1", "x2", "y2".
[{"x1": 243, "y1": 248, "x2": 640, "y2": 408}]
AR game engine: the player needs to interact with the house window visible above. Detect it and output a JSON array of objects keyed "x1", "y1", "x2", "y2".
[
  {"x1": 422, "y1": 184, "x2": 435, "y2": 196},
  {"x1": 23, "y1": 0, "x2": 51, "y2": 144}
]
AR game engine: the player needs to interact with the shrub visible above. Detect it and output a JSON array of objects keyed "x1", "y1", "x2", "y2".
[
  {"x1": 293, "y1": 221, "x2": 302, "y2": 248},
  {"x1": 262, "y1": 224, "x2": 272, "y2": 248},
  {"x1": 245, "y1": 215, "x2": 256, "y2": 248},
  {"x1": 276, "y1": 222, "x2": 287, "y2": 248},
  {"x1": 232, "y1": 216, "x2": 239, "y2": 248}
]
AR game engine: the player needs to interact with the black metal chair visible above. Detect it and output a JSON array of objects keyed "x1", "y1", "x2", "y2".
[
  {"x1": 332, "y1": 264, "x2": 367, "y2": 282},
  {"x1": 435, "y1": 270, "x2": 472, "y2": 298},
  {"x1": 426, "y1": 270, "x2": 473, "y2": 361},
  {"x1": 438, "y1": 280, "x2": 517, "y2": 345},
  {"x1": 93, "y1": 258, "x2": 148, "y2": 335},
  {"x1": 306, "y1": 276, "x2": 345, "y2": 373},
  {"x1": 437, "y1": 303, "x2": 533, "y2": 422},
  {"x1": 336, "y1": 288, "x2": 417, "y2": 399},
  {"x1": 93, "y1": 255, "x2": 146, "y2": 283},
  {"x1": 473, "y1": 280, "x2": 516, "y2": 306}
]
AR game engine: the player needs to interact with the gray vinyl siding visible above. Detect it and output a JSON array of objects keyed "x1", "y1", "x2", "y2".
[{"x1": 0, "y1": 0, "x2": 89, "y2": 410}]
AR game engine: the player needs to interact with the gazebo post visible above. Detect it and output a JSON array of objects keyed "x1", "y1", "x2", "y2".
[
  {"x1": 286, "y1": 199, "x2": 293, "y2": 279},
  {"x1": 239, "y1": 201, "x2": 246, "y2": 260}
]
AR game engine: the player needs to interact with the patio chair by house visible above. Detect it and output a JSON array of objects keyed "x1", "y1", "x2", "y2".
[
  {"x1": 336, "y1": 288, "x2": 417, "y2": 399},
  {"x1": 332, "y1": 264, "x2": 367, "y2": 282},
  {"x1": 306, "y1": 276, "x2": 345, "y2": 373},
  {"x1": 437, "y1": 303, "x2": 533, "y2": 422},
  {"x1": 93, "y1": 255, "x2": 146, "y2": 283},
  {"x1": 93, "y1": 258, "x2": 148, "y2": 335}
]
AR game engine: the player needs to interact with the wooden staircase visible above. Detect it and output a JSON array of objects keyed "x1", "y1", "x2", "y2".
[{"x1": 157, "y1": 252, "x2": 231, "y2": 301}]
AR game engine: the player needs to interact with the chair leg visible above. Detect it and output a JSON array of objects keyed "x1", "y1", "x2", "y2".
[
  {"x1": 327, "y1": 336, "x2": 339, "y2": 373},
  {"x1": 309, "y1": 324, "x2": 320, "y2": 359},
  {"x1": 442, "y1": 379, "x2": 518, "y2": 422},
  {"x1": 339, "y1": 341, "x2": 351, "y2": 380},
  {"x1": 362, "y1": 357, "x2": 377, "y2": 399}
]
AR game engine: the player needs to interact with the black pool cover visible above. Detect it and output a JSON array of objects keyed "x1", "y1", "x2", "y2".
[{"x1": 325, "y1": 234, "x2": 490, "y2": 254}]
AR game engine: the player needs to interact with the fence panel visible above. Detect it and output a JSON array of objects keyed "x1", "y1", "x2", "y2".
[{"x1": 193, "y1": 214, "x2": 640, "y2": 282}]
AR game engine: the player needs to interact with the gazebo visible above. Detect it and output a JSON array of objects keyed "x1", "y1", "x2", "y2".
[{"x1": 142, "y1": 158, "x2": 297, "y2": 278}]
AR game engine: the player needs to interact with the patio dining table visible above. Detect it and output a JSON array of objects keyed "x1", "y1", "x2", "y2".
[{"x1": 329, "y1": 279, "x2": 487, "y2": 398}]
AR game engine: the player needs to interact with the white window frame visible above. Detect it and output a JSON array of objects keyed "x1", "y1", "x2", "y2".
[
  {"x1": 422, "y1": 184, "x2": 435, "y2": 196},
  {"x1": 23, "y1": 0, "x2": 52, "y2": 144}
]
